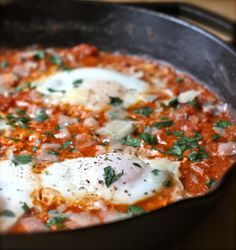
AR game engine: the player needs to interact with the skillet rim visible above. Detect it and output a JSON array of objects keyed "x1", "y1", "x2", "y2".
[{"x1": 1, "y1": 0, "x2": 236, "y2": 237}]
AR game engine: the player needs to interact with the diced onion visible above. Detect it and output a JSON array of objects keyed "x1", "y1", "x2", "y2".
[
  {"x1": 218, "y1": 142, "x2": 236, "y2": 156},
  {"x1": 20, "y1": 217, "x2": 49, "y2": 232}
]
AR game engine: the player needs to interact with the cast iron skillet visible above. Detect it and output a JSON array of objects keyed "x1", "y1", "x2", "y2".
[{"x1": 0, "y1": 1, "x2": 236, "y2": 249}]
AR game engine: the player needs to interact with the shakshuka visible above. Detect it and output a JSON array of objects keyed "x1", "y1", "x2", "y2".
[{"x1": 0, "y1": 44, "x2": 235, "y2": 233}]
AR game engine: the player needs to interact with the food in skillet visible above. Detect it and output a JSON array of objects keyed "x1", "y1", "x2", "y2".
[{"x1": 0, "y1": 44, "x2": 235, "y2": 233}]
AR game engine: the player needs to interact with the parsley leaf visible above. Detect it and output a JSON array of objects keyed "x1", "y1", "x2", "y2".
[
  {"x1": 187, "y1": 148, "x2": 208, "y2": 162},
  {"x1": 35, "y1": 109, "x2": 49, "y2": 122},
  {"x1": 214, "y1": 120, "x2": 231, "y2": 128},
  {"x1": 22, "y1": 202, "x2": 30, "y2": 213},
  {"x1": 48, "y1": 54, "x2": 62, "y2": 65},
  {"x1": 59, "y1": 141, "x2": 72, "y2": 150},
  {"x1": 206, "y1": 178, "x2": 216, "y2": 189},
  {"x1": 13, "y1": 154, "x2": 32, "y2": 165},
  {"x1": 0, "y1": 60, "x2": 9, "y2": 69},
  {"x1": 134, "y1": 106, "x2": 153, "y2": 117},
  {"x1": 72, "y1": 79, "x2": 83, "y2": 88},
  {"x1": 151, "y1": 169, "x2": 160, "y2": 176},
  {"x1": 47, "y1": 150, "x2": 60, "y2": 156},
  {"x1": 109, "y1": 96, "x2": 123, "y2": 106},
  {"x1": 212, "y1": 133, "x2": 220, "y2": 141},
  {"x1": 34, "y1": 51, "x2": 45, "y2": 60},
  {"x1": 122, "y1": 135, "x2": 141, "y2": 147},
  {"x1": 168, "y1": 98, "x2": 179, "y2": 108},
  {"x1": 139, "y1": 133, "x2": 158, "y2": 145},
  {"x1": 46, "y1": 211, "x2": 66, "y2": 228},
  {"x1": 103, "y1": 166, "x2": 124, "y2": 187},
  {"x1": 47, "y1": 88, "x2": 66, "y2": 94},
  {"x1": 127, "y1": 205, "x2": 145, "y2": 216},
  {"x1": 0, "y1": 209, "x2": 15, "y2": 217},
  {"x1": 175, "y1": 77, "x2": 184, "y2": 83},
  {"x1": 152, "y1": 120, "x2": 173, "y2": 128},
  {"x1": 6, "y1": 113, "x2": 30, "y2": 129}
]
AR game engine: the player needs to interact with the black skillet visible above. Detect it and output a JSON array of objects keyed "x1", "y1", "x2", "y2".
[{"x1": 0, "y1": 1, "x2": 236, "y2": 249}]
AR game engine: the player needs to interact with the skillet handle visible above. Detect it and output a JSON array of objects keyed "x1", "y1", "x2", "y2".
[{"x1": 124, "y1": 2, "x2": 236, "y2": 47}]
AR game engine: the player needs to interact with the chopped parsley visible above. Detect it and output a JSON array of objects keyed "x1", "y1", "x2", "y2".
[
  {"x1": 48, "y1": 54, "x2": 62, "y2": 66},
  {"x1": 47, "y1": 150, "x2": 60, "y2": 156},
  {"x1": 167, "y1": 132, "x2": 208, "y2": 161},
  {"x1": 127, "y1": 205, "x2": 145, "y2": 216},
  {"x1": 214, "y1": 120, "x2": 231, "y2": 128},
  {"x1": 72, "y1": 79, "x2": 83, "y2": 88},
  {"x1": 134, "y1": 106, "x2": 153, "y2": 117},
  {"x1": 175, "y1": 77, "x2": 184, "y2": 83},
  {"x1": 32, "y1": 146, "x2": 39, "y2": 152},
  {"x1": 187, "y1": 148, "x2": 208, "y2": 162},
  {"x1": 103, "y1": 166, "x2": 124, "y2": 187},
  {"x1": 13, "y1": 154, "x2": 32, "y2": 165},
  {"x1": 35, "y1": 109, "x2": 49, "y2": 122},
  {"x1": 206, "y1": 178, "x2": 216, "y2": 189},
  {"x1": 43, "y1": 131, "x2": 55, "y2": 138},
  {"x1": 109, "y1": 96, "x2": 123, "y2": 106},
  {"x1": 0, "y1": 60, "x2": 9, "y2": 68},
  {"x1": 164, "y1": 180, "x2": 173, "y2": 187},
  {"x1": 172, "y1": 131, "x2": 184, "y2": 137},
  {"x1": 22, "y1": 202, "x2": 30, "y2": 213},
  {"x1": 6, "y1": 113, "x2": 30, "y2": 129},
  {"x1": 60, "y1": 141, "x2": 72, "y2": 150},
  {"x1": 46, "y1": 211, "x2": 66, "y2": 228},
  {"x1": 0, "y1": 209, "x2": 15, "y2": 217},
  {"x1": 132, "y1": 162, "x2": 142, "y2": 168},
  {"x1": 188, "y1": 99, "x2": 198, "y2": 108},
  {"x1": 151, "y1": 169, "x2": 160, "y2": 176},
  {"x1": 139, "y1": 133, "x2": 158, "y2": 145},
  {"x1": 122, "y1": 135, "x2": 141, "y2": 147},
  {"x1": 168, "y1": 98, "x2": 179, "y2": 108},
  {"x1": 47, "y1": 88, "x2": 66, "y2": 94},
  {"x1": 212, "y1": 133, "x2": 220, "y2": 141},
  {"x1": 34, "y1": 51, "x2": 45, "y2": 60},
  {"x1": 152, "y1": 120, "x2": 173, "y2": 128}
]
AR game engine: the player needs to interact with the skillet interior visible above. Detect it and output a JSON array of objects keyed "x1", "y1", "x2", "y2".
[{"x1": 0, "y1": 1, "x2": 236, "y2": 249}]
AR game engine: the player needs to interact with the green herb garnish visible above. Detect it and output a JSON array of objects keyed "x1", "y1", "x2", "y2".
[
  {"x1": 72, "y1": 79, "x2": 83, "y2": 88},
  {"x1": 0, "y1": 60, "x2": 9, "y2": 69},
  {"x1": 103, "y1": 166, "x2": 124, "y2": 187},
  {"x1": 127, "y1": 205, "x2": 145, "y2": 216},
  {"x1": 168, "y1": 98, "x2": 179, "y2": 108},
  {"x1": 212, "y1": 133, "x2": 220, "y2": 141},
  {"x1": 122, "y1": 135, "x2": 141, "y2": 147},
  {"x1": 47, "y1": 88, "x2": 66, "y2": 94},
  {"x1": 47, "y1": 150, "x2": 60, "y2": 156},
  {"x1": 46, "y1": 211, "x2": 66, "y2": 228},
  {"x1": 175, "y1": 77, "x2": 184, "y2": 83},
  {"x1": 134, "y1": 106, "x2": 153, "y2": 117},
  {"x1": 35, "y1": 109, "x2": 49, "y2": 122},
  {"x1": 0, "y1": 209, "x2": 15, "y2": 217},
  {"x1": 139, "y1": 133, "x2": 158, "y2": 145},
  {"x1": 206, "y1": 178, "x2": 216, "y2": 189},
  {"x1": 48, "y1": 54, "x2": 62, "y2": 66},
  {"x1": 22, "y1": 202, "x2": 30, "y2": 213},
  {"x1": 13, "y1": 154, "x2": 32, "y2": 165},
  {"x1": 151, "y1": 169, "x2": 160, "y2": 176},
  {"x1": 152, "y1": 120, "x2": 173, "y2": 128},
  {"x1": 32, "y1": 146, "x2": 39, "y2": 152},
  {"x1": 214, "y1": 120, "x2": 231, "y2": 128},
  {"x1": 60, "y1": 141, "x2": 72, "y2": 150},
  {"x1": 34, "y1": 51, "x2": 45, "y2": 60}
]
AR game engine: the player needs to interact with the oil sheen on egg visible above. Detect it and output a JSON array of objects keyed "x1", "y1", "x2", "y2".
[{"x1": 34, "y1": 68, "x2": 149, "y2": 110}]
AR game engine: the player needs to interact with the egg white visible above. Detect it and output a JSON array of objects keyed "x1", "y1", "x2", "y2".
[
  {"x1": 34, "y1": 68, "x2": 149, "y2": 110},
  {"x1": 0, "y1": 153, "x2": 182, "y2": 232}
]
